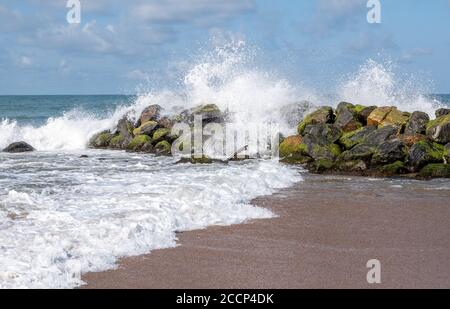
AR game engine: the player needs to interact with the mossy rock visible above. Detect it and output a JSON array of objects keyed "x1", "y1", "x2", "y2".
[
  {"x1": 155, "y1": 140, "x2": 172, "y2": 155},
  {"x1": 127, "y1": 135, "x2": 151, "y2": 151},
  {"x1": 279, "y1": 135, "x2": 304, "y2": 157},
  {"x1": 418, "y1": 163, "x2": 450, "y2": 178},
  {"x1": 378, "y1": 161, "x2": 405, "y2": 176},
  {"x1": 176, "y1": 156, "x2": 216, "y2": 164},
  {"x1": 335, "y1": 160, "x2": 368, "y2": 172},
  {"x1": 426, "y1": 114, "x2": 450, "y2": 144},
  {"x1": 110, "y1": 134, "x2": 126, "y2": 149},
  {"x1": 367, "y1": 106, "x2": 394, "y2": 126},
  {"x1": 152, "y1": 128, "x2": 171, "y2": 143},
  {"x1": 133, "y1": 121, "x2": 158, "y2": 136},
  {"x1": 334, "y1": 102, "x2": 363, "y2": 132},
  {"x1": 89, "y1": 131, "x2": 113, "y2": 148},
  {"x1": 297, "y1": 106, "x2": 334, "y2": 135},
  {"x1": 338, "y1": 126, "x2": 377, "y2": 150},
  {"x1": 310, "y1": 158, "x2": 334, "y2": 173},
  {"x1": 407, "y1": 140, "x2": 446, "y2": 170},
  {"x1": 339, "y1": 144, "x2": 375, "y2": 162},
  {"x1": 379, "y1": 108, "x2": 410, "y2": 133}
]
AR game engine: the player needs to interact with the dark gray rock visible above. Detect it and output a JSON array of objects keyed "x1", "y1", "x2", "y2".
[
  {"x1": 371, "y1": 139, "x2": 407, "y2": 165},
  {"x1": 407, "y1": 141, "x2": 445, "y2": 171},
  {"x1": 364, "y1": 126, "x2": 398, "y2": 147},
  {"x1": 140, "y1": 104, "x2": 162, "y2": 124},
  {"x1": 435, "y1": 108, "x2": 450, "y2": 118},
  {"x1": 339, "y1": 144, "x2": 375, "y2": 162},
  {"x1": 115, "y1": 117, "x2": 134, "y2": 145},
  {"x1": 404, "y1": 111, "x2": 429, "y2": 135},
  {"x1": 334, "y1": 102, "x2": 362, "y2": 132},
  {"x1": 303, "y1": 123, "x2": 342, "y2": 143},
  {"x1": 3, "y1": 141, "x2": 35, "y2": 153},
  {"x1": 357, "y1": 106, "x2": 377, "y2": 125}
]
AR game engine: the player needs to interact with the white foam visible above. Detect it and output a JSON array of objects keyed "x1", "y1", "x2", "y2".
[{"x1": 0, "y1": 153, "x2": 301, "y2": 288}]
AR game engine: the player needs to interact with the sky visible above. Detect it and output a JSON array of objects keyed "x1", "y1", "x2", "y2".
[{"x1": 0, "y1": 0, "x2": 449, "y2": 94}]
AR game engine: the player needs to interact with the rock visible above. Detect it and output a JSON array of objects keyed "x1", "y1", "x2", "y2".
[
  {"x1": 426, "y1": 114, "x2": 450, "y2": 144},
  {"x1": 367, "y1": 106, "x2": 394, "y2": 126},
  {"x1": 192, "y1": 104, "x2": 224, "y2": 124},
  {"x1": 379, "y1": 108, "x2": 410, "y2": 132},
  {"x1": 152, "y1": 128, "x2": 171, "y2": 143},
  {"x1": 158, "y1": 116, "x2": 174, "y2": 129},
  {"x1": 334, "y1": 102, "x2": 362, "y2": 132},
  {"x1": 357, "y1": 106, "x2": 377, "y2": 125},
  {"x1": 303, "y1": 124, "x2": 342, "y2": 143},
  {"x1": 2, "y1": 141, "x2": 35, "y2": 153},
  {"x1": 404, "y1": 111, "x2": 429, "y2": 135},
  {"x1": 279, "y1": 101, "x2": 316, "y2": 127},
  {"x1": 338, "y1": 126, "x2": 377, "y2": 150},
  {"x1": 278, "y1": 135, "x2": 313, "y2": 164},
  {"x1": 335, "y1": 160, "x2": 368, "y2": 172},
  {"x1": 378, "y1": 161, "x2": 405, "y2": 176},
  {"x1": 407, "y1": 141, "x2": 445, "y2": 171},
  {"x1": 297, "y1": 106, "x2": 334, "y2": 135},
  {"x1": 310, "y1": 158, "x2": 334, "y2": 173},
  {"x1": 419, "y1": 163, "x2": 450, "y2": 178},
  {"x1": 364, "y1": 126, "x2": 398, "y2": 147},
  {"x1": 140, "y1": 105, "x2": 162, "y2": 124},
  {"x1": 80, "y1": 155, "x2": 89, "y2": 158},
  {"x1": 371, "y1": 139, "x2": 407, "y2": 165},
  {"x1": 89, "y1": 131, "x2": 113, "y2": 148},
  {"x1": 435, "y1": 108, "x2": 450, "y2": 118},
  {"x1": 133, "y1": 121, "x2": 158, "y2": 136},
  {"x1": 302, "y1": 134, "x2": 341, "y2": 161},
  {"x1": 154, "y1": 140, "x2": 172, "y2": 155},
  {"x1": 339, "y1": 144, "x2": 375, "y2": 162},
  {"x1": 127, "y1": 135, "x2": 151, "y2": 152},
  {"x1": 109, "y1": 134, "x2": 127, "y2": 149},
  {"x1": 116, "y1": 117, "x2": 134, "y2": 143},
  {"x1": 398, "y1": 134, "x2": 426, "y2": 147}
]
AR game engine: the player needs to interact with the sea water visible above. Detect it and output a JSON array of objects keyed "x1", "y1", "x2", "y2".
[{"x1": 0, "y1": 43, "x2": 448, "y2": 288}]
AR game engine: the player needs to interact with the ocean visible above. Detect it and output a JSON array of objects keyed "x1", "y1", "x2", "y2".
[{"x1": 1, "y1": 54, "x2": 449, "y2": 288}]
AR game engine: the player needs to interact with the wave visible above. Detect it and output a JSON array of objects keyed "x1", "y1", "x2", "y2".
[{"x1": 0, "y1": 42, "x2": 445, "y2": 151}]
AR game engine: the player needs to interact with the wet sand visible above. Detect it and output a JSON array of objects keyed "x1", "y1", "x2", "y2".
[{"x1": 83, "y1": 174, "x2": 450, "y2": 288}]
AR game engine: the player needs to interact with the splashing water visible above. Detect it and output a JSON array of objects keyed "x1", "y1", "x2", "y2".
[{"x1": 337, "y1": 59, "x2": 443, "y2": 116}]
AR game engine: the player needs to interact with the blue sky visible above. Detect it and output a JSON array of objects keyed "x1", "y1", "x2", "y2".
[{"x1": 0, "y1": 0, "x2": 449, "y2": 94}]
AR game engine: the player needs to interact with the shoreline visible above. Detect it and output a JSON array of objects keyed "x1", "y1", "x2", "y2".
[{"x1": 82, "y1": 173, "x2": 450, "y2": 289}]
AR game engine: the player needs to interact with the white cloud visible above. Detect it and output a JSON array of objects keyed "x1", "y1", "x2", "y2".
[
  {"x1": 126, "y1": 69, "x2": 148, "y2": 80},
  {"x1": 20, "y1": 56, "x2": 33, "y2": 66}
]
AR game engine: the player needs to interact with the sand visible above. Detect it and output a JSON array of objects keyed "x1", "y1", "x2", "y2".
[{"x1": 83, "y1": 174, "x2": 450, "y2": 289}]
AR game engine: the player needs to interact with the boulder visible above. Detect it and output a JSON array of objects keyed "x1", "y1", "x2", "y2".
[
  {"x1": 371, "y1": 139, "x2": 407, "y2": 165},
  {"x1": 334, "y1": 102, "x2": 362, "y2": 132},
  {"x1": 89, "y1": 131, "x2": 113, "y2": 148},
  {"x1": 116, "y1": 117, "x2": 134, "y2": 143},
  {"x1": 140, "y1": 104, "x2": 162, "y2": 124},
  {"x1": 109, "y1": 134, "x2": 127, "y2": 149},
  {"x1": 404, "y1": 111, "x2": 429, "y2": 135},
  {"x1": 357, "y1": 106, "x2": 377, "y2": 125},
  {"x1": 152, "y1": 128, "x2": 171, "y2": 143},
  {"x1": 158, "y1": 116, "x2": 174, "y2": 129},
  {"x1": 335, "y1": 160, "x2": 368, "y2": 172},
  {"x1": 338, "y1": 126, "x2": 377, "y2": 150},
  {"x1": 339, "y1": 144, "x2": 375, "y2": 162},
  {"x1": 133, "y1": 121, "x2": 158, "y2": 136},
  {"x1": 127, "y1": 135, "x2": 151, "y2": 152},
  {"x1": 279, "y1": 101, "x2": 316, "y2": 127},
  {"x1": 192, "y1": 104, "x2": 224, "y2": 124},
  {"x1": 279, "y1": 136, "x2": 312, "y2": 164},
  {"x1": 367, "y1": 106, "x2": 394, "y2": 126},
  {"x1": 155, "y1": 140, "x2": 172, "y2": 155},
  {"x1": 303, "y1": 124, "x2": 342, "y2": 143},
  {"x1": 435, "y1": 108, "x2": 450, "y2": 118},
  {"x1": 379, "y1": 108, "x2": 410, "y2": 132},
  {"x1": 310, "y1": 158, "x2": 334, "y2": 173},
  {"x1": 426, "y1": 114, "x2": 450, "y2": 144},
  {"x1": 302, "y1": 134, "x2": 341, "y2": 161},
  {"x1": 364, "y1": 126, "x2": 398, "y2": 147},
  {"x1": 398, "y1": 134, "x2": 426, "y2": 147},
  {"x1": 297, "y1": 106, "x2": 334, "y2": 135},
  {"x1": 419, "y1": 163, "x2": 450, "y2": 178},
  {"x1": 378, "y1": 161, "x2": 406, "y2": 176},
  {"x1": 407, "y1": 141, "x2": 445, "y2": 171},
  {"x1": 2, "y1": 141, "x2": 35, "y2": 153}
]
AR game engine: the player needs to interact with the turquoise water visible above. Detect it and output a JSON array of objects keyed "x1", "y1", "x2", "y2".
[{"x1": 0, "y1": 94, "x2": 449, "y2": 126}]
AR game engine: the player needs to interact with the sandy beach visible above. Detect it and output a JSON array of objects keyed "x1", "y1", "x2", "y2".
[{"x1": 83, "y1": 173, "x2": 450, "y2": 289}]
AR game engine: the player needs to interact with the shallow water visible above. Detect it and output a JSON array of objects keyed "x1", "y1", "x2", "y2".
[{"x1": 0, "y1": 150, "x2": 301, "y2": 288}]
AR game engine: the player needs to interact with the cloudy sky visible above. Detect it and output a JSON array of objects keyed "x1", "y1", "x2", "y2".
[{"x1": 0, "y1": 0, "x2": 449, "y2": 94}]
